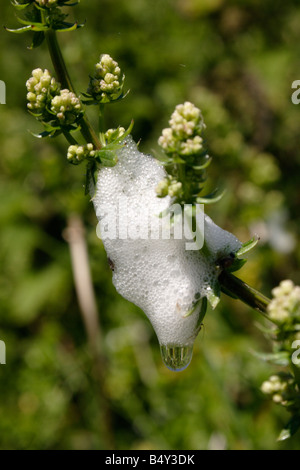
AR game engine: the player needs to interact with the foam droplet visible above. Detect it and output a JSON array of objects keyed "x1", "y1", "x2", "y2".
[{"x1": 160, "y1": 344, "x2": 193, "y2": 372}]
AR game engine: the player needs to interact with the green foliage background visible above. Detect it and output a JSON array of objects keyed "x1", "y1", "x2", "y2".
[{"x1": 0, "y1": 0, "x2": 300, "y2": 450}]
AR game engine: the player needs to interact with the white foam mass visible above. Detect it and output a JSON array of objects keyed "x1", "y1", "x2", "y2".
[{"x1": 93, "y1": 136, "x2": 241, "y2": 347}]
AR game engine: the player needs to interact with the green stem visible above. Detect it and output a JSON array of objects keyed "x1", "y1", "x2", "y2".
[
  {"x1": 45, "y1": 29, "x2": 73, "y2": 90},
  {"x1": 45, "y1": 29, "x2": 101, "y2": 149},
  {"x1": 98, "y1": 103, "x2": 105, "y2": 133},
  {"x1": 219, "y1": 270, "x2": 276, "y2": 323},
  {"x1": 291, "y1": 363, "x2": 300, "y2": 389},
  {"x1": 62, "y1": 130, "x2": 78, "y2": 145},
  {"x1": 177, "y1": 163, "x2": 186, "y2": 200}
]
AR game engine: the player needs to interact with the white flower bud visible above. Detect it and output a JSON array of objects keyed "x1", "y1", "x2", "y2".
[
  {"x1": 51, "y1": 89, "x2": 83, "y2": 125},
  {"x1": 267, "y1": 279, "x2": 300, "y2": 323},
  {"x1": 87, "y1": 54, "x2": 125, "y2": 103},
  {"x1": 67, "y1": 143, "x2": 95, "y2": 164},
  {"x1": 26, "y1": 69, "x2": 60, "y2": 117}
]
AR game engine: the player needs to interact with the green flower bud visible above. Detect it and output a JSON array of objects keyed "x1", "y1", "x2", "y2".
[
  {"x1": 104, "y1": 127, "x2": 125, "y2": 144},
  {"x1": 261, "y1": 374, "x2": 296, "y2": 407},
  {"x1": 170, "y1": 101, "x2": 204, "y2": 139},
  {"x1": 87, "y1": 54, "x2": 125, "y2": 103},
  {"x1": 179, "y1": 136, "x2": 203, "y2": 156},
  {"x1": 158, "y1": 128, "x2": 175, "y2": 154},
  {"x1": 267, "y1": 279, "x2": 300, "y2": 324},
  {"x1": 36, "y1": 0, "x2": 58, "y2": 6},
  {"x1": 155, "y1": 178, "x2": 170, "y2": 198},
  {"x1": 168, "y1": 180, "x2": 182, "y2": 198},
  {"x1": 51, "y1": 89, "x2": 83, "y2": 126},
  {"x1": 67, "y1": 143, "x2": 95, "y2": 164},
  {"x1": 26, "y1": 68, "x2": 60, "y2": 117},
  {"x1": 158, "y1": 102, "x2": 205, "y2": 157}
]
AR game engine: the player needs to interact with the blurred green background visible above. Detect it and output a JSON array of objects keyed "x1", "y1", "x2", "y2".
[{"x1": 0, "y1": 0, "x2": 300, "y2": 450}]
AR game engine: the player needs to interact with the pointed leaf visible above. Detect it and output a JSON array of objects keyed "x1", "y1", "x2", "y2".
[
  {"x1": 17, "y1": 18, "x2": 47, "y2": 27},
  {"x1": 196, "y1": 189, "x2": 225, "y2": 204},
  {"x1": 61, "y1": 1, "x2": 80, "y2": 5},
  {"x1": 28, "y1": 31, "x2": 45, "y2": 49},
  {"x1": 11, "y1": 1, "x2": 31, "y2": 10},
  {"x1": 183, "y1": 299, "x2": 202, "y2": 318},
  {"x1": 55, "y1": 22, "x2": 83, "y2": 33},
  {"x1": 278, "y1": 415, "x2": 300, "y2": 441},
  {"x1": 172, "y1": 155, "x2": 186, "y2": 164},
  {"x1": 5, "y1": 25, "x2": 32, "y2": 33},
  {"x1": 206, "y1": 284, "x2": 221, "y2": 309},
  {"x1": 192, "y1": 156, "x2": 212, "y2": 171},
  {"x1": 227, "y1": 258, "x2": 247, "y2": 273},
  {"x1": 251, "y1": 350, "x2": 290, "y2": 366},
  {"x1": 236, "y1": 237, "x2": 258, "y2": 257},
  {"x1": 30, "y1": 130, "x2": 53, "y2": 139},
  {"x1": 197, "y1": 297, "x2": 208, "y2": 327}
]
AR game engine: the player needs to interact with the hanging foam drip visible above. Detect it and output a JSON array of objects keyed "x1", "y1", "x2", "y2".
[{"x1": 93, "y1": 136, "x2": 241, "y2": 371}]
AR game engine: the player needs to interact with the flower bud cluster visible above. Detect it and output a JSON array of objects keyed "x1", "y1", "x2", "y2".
[
  {"x1": 261, "y1": 374, "x2": 296, "y2": 406},
  {"x1": 67, "y1": 143, "x2": 96, "y2": 164},
  {"x1": 104, "y1": 127, "x2": 125, "y2": 144},
  {"x1": 158, "y1": 101, "x2": 205, "y2": 156},
  {"x1": 26, "y1": 69, "x2": 83, "y2": 127},
  {"x1": 87, "y1": 54, "x2": 125, "y2": 103},
  {"x1": 267, "y1": 280, "x2": 300, "y2": 324},
  {"x1": 26, "y1": 68, "x2": 60, "y2": 116},
  {"x1": 157, "y1": 102, "x2": 211, "y2": 205},
  {"x1": 51, "y1": 89, "x2": 83, "y2": 125},
  {"x1": 35, "y1": 0, "x2": 58, "y2": 6},
  {"x1": 155, "y1": 176, "x2": 182, "y2": 198}
]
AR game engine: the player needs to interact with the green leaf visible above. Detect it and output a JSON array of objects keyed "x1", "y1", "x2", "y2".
[
  {"x1": 60, "y1": 1, "x2": 80, "y2": 6},
  {"x1": 30, "y1": 129, "x2": 59, "y2": 139},
  {"x1": 197, "y1": 297, "x2": 208, "y2": 327},
  {"x1": 121, "y1": 119, "x2": 134, "y2": 139},
  {"x1": 55, "y1": 22, "x2": 84, "y2": 33},
  {"x1": 30, "y1": 130, "x2": 53, "y2": 139},
  {"x1": 251, "y1": 350, "x2": 290, "y2": 366},
  {"x1": 17, "y1": 18, "x2": 47, "y2": 27},
  {"x1": 183, "y1": 299, "x2": 201, "y2": 318},
  {"x1": 5, "y1": 25, "x2": 33, "y2": 33},
  {"x1": 98, "y1": 150, "x2": 118, "y2": 167},
  {"x1": 227, "y1": 258, "x2": 247, "y2": 273},
  {"x1": 206, "y1": 283, "x2": 221, "y2": 309},
  {"x1": 235, "y1": 237, "x2": 258, "y2": 257},
  {"x1": 28, "y1": 31, "x2": 45, "y2": 49},
  {"x1": 172, "y1": 155, "x2": 186, "y2": 164},
  {"x1": 11, "y1": 1, "x2": 32, "y2": 10},
  {"x1": 196, "y1": 189, "x2": 225, "y2": 204},
  {"x1": 32, "y1": 24, "x2": 49, "y2": 31},
  {"x1": 192, "y1": 156, "x2": 212, "y2": 171},
  {"x1": 278, "y1": 415, "x2": 300, "y2": 441}
]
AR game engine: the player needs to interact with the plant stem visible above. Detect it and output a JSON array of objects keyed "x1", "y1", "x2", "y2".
[
  {"x1": 62, "y1": 130, "x2": 78, "y2": 145},
  {"x1": 64, "y1": 215, "x2": 114, "y2": 449},
  {"x1": 45, "y1": 29, "x2": 101, "y2": 149},
  {"x1": 45, "y1": 29, "x2": 73, "y2": 90},
  {"x1": 219, "y1": 270, "x2": 275, "y2": 322},
  {"x1": 98, "y1": 103, "x2": 105, "y2": 133}
]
